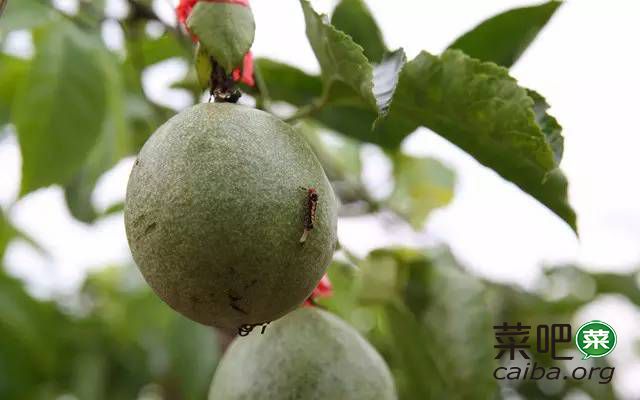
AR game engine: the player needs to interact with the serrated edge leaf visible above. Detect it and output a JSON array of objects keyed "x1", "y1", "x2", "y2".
[
  {"x1": 331, "y1": 0, "x2": 387, "y2": 63},
  {"x1": 378, "y1": 49, "x2": 576, "y2": 231},
  {"x1": 300, "y1": 0, "x2": 376, "y2": 109}
]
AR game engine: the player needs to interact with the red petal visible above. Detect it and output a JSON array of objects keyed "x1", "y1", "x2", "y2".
[
  {"x1": 240, "y1": 52, "x2": 255, "y2": 86},
  {"x1": 303, "y1": 274, "x2": 333, "y2": 307}
]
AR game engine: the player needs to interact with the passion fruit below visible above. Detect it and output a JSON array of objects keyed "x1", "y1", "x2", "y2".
[
  {"x1": 124, "y1": 103, "x2": 338, "y2": 330},
  {"x1": 209, "y1": 308, "x2": 397, "y2": 400}
]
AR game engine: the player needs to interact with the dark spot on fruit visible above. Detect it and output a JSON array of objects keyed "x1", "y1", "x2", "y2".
[
  {"x1": 132, "y1": 213, "x2": 146, "y2": 228},
  {"x1": 143, "y1": 222, "x2": 157, "y2": 236},
  {"x1": 230, "y1": 303, "x2": 248, "y2": 315},
  {"x1": 228, "y1": 293, "x2": 248, "y2": 314}
]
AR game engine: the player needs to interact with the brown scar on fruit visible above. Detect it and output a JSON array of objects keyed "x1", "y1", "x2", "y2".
[
  {"x1": 132, "y1": 214, "x2": 158, "y2": 241},
  {"x1": 143, "y1": 222, "x2": 157, "y2": 235},
  {"x1": 228, "y1": 293, "x2": 248, "y2": 315}
]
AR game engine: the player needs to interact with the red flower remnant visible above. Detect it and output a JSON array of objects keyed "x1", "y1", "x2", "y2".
[
  {"x1": 232, "y1": 52, "x2": 255, "y2": 87},
  {"x1": 304, "y1": 274, "x2": 333, "y2": 307},
  {"x1": 177, "y1": 0, "x2": 249, "y2": 26},
  {"x1": 176, "y1": 0, "x2": 254, "y2": 86}
]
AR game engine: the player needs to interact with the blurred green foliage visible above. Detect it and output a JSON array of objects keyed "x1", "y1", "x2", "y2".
[
  {"x1": 1, "y1": 0, "x2": 635, "y2": 399},
  {"x1": 321, "y1": 248, "x2": 632, "y2": 400},
  {"x1": 0, "y1": 265, "x2": 218, "y2": 399}
]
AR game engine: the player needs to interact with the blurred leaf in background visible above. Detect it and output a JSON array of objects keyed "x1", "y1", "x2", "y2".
[
  {"x1": 322, "y1": 247, "x2": 632, "y2": 399},
  {"x1": 0, "y1": 265, "x2": 219, "y2": 399},
  {"x1": 14, "y1": 20, "x2": 108, "y2": 195},
  {"x1": 387, "y1": 155, "x2": 455, "y2": 229}
]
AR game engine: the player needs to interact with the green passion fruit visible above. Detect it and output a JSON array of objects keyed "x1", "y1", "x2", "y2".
[
  {"x1": 209, "y1": 308, "x2": 397, "y2": 400},
  {"x1": 124, "y1": 103, "x2": 338, "y2": 330}
]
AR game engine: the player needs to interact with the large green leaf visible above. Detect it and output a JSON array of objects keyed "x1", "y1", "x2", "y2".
[
  {"x1": 0, "y1": 0, "x2": 54, "y2": 35},
  {"x1": 167, "y1": 316, "x2": 218, "y2": 399},
  {"x1": 0, "y1": 54, "x2": 28, "y2": 127},
  {"x1": 353, "y1": 249, "x2": 499, "y2": 400},
  {"x1": 448, "y1": 1, "x2": 562, "y2": 68},
  {"x1": 388, "y1": 155, "x2": 455, "y2": 229},
  {"x1": 300, "y1": 0, "x2": 376, "y2": 108},
  {"x1": 254, "y1": 58, "x2": 322, "y2": 107},
  {"x1": 141, "y1": 33, "x2": 191, "y2": 67},
  {"x1": 65, "y1": 49, "x2": 130, "y2": 223},
  {"x1": 187, "y1": 2, "x2": 255, "y2": 73},
  {"x1": 331, "y1": 0, "x2": 387, "y2": 63},
  {"x1": 377, "y1": 50, "x2": 575, "y2": 230},
  {"x1": 13, "y1": 20, "x2": 108, "y2": 195}
]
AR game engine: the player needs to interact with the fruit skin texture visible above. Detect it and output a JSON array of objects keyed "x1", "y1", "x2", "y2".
[
  {"x1": 124, "y1": 103, "x2": 338, "y2": 330},
  {"x1": 209, "y1": 308, "x2": 397, "y2": 400}
]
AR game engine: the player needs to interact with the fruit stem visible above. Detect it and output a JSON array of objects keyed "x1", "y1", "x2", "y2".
[{"x1": 209, "y1": 58, "x2": 242, "y2": 103}]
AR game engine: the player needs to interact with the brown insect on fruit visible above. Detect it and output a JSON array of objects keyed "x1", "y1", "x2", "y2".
[{"x1": 299, "y1": 187, "x2": 319, "y2": 243}]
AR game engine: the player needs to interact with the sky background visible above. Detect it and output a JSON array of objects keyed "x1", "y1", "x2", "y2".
[{"x1": 1, "y1": 1, "x2": 640, "y2": 398}]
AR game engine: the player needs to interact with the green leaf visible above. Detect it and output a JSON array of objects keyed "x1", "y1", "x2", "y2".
[
  {"x1": 254, "y1": 58, "x2": 322, "y2": 107},
  {"x1": 293, "y1": 50, "x2": 404, "y2": 146},
  {"x1": 103, "y1": 202, "x2": 124, "y2": 216},
  {"x1": 322, "y1": 260, "x2": 360, "y2": 316},
  {"x1": 0, "y1": 0, "x2": 54, "y2": 34},
  {"x1": 167, "y1": 317, "x2": 218, "y2": 399},
  {"x1": 353, "y1": 249, "x2": 499, "y2": 399},
  {"x1": 543, "y1": 265, "x2": 640, "y2": 308},
  {"x1": 384, "y1": 305, "x2": 446, "y2": 400},
  {"x1": 299, "y1": 123, "x2": 363, "y2": 189},
  {"x1": 448, "y1": 1, "x2": 562, "y2": 68},
  {"x1": 0, "y1": 209, "x2": 14, "y2": 260},
  {"x1": 187, "y1": 2, "x2": 255, "y2": 73},
  {"x1": 65, "y1": 49, "x2": 130, "y2": 223},
  {"x1": 194, "y1": 42, "x2": 212, "y2": 91},
  {"x1": 388, "y1": 155, "x2": 455, "y2": 229},
  {"x1": 331, "y1": 0, "x2": 387, "y2": 63},
  {"x1": 13, "y1": 20, "x2": 108, "y2": 195},
  {"x1": 141, "y1": 33, "x2": 191, "y2": 67},
  {"x1": 300, "y1": 0, "x2": 376, "y2": 109},
  {"x1": 377, "y1": 50, "x2": 575, "y2": 230},
  {"x1": 528, "y1": 89, "x2": 563, "y2": 162},
  {"x1": 0, "y1": 54, "x2": 28, "y2": 127}
]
